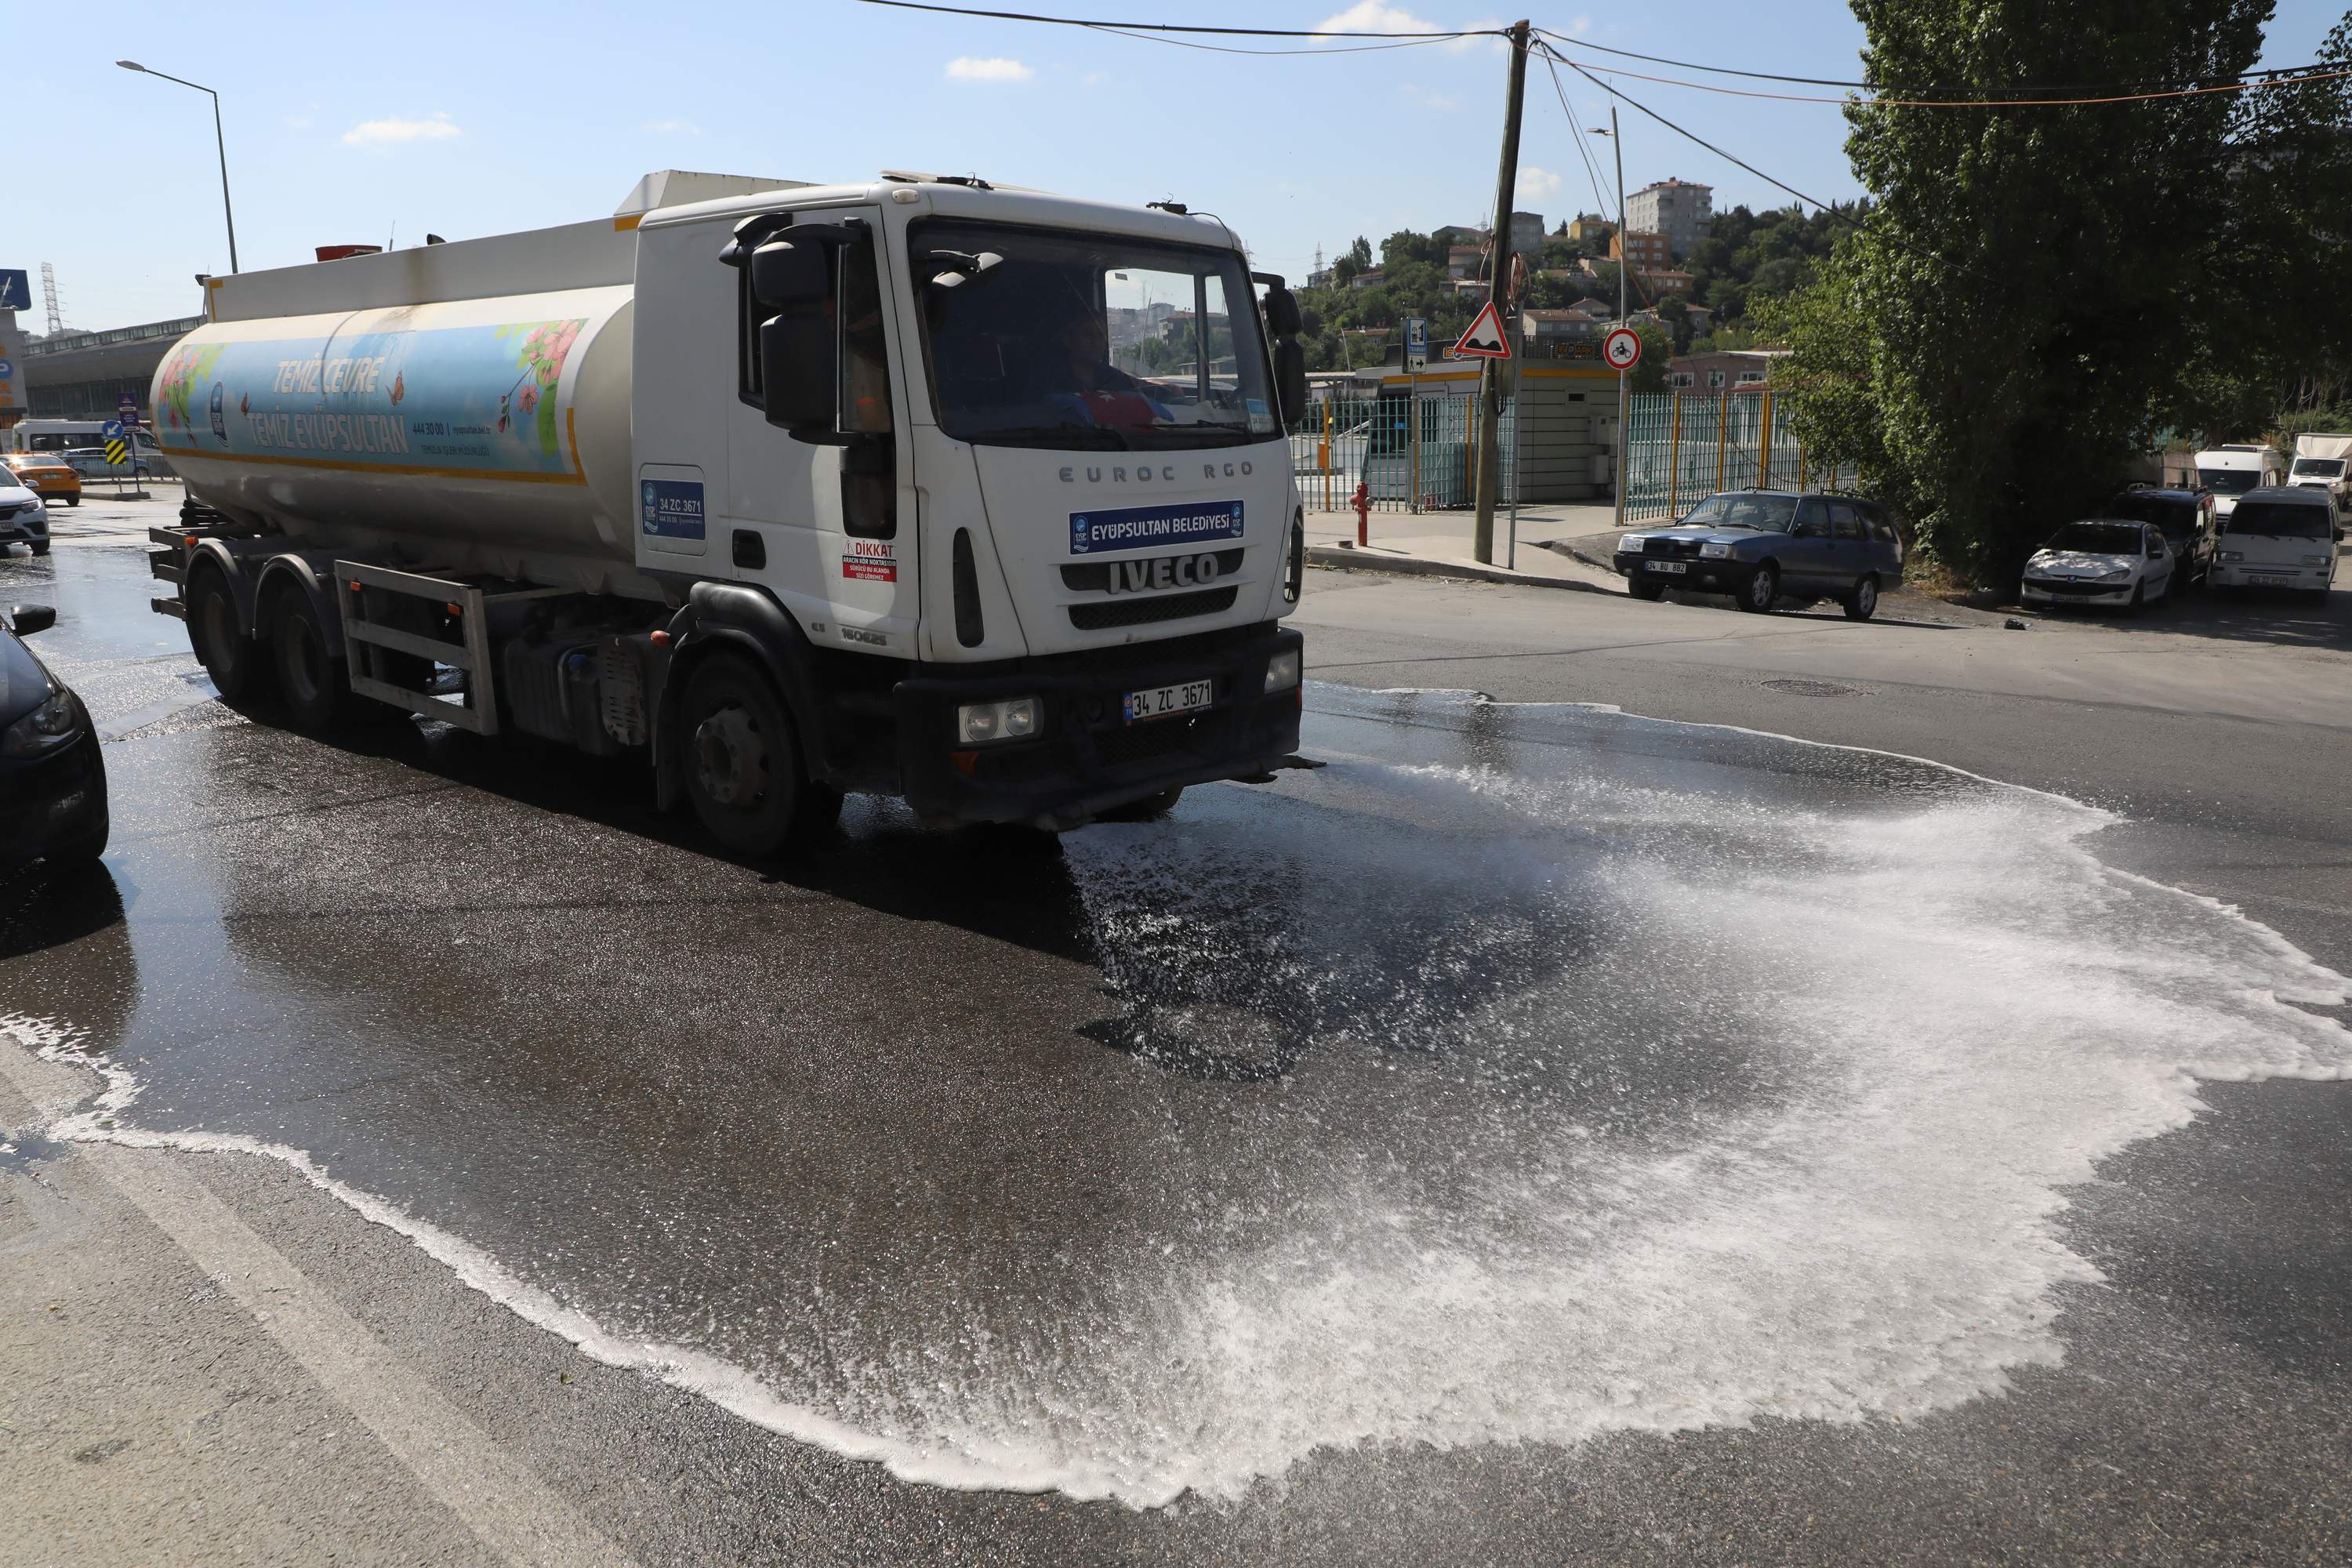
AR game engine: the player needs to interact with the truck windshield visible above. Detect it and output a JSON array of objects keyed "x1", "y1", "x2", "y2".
[
  {"x1": 909, "y1": 220, "x2": 1276, "y2": 450},
  {"x1": 2292, "y1": 458, "x2": 2346, "y2": 478},
  {"x1": 2198, "y1": 467, "x2": 2261, "y2": 494}
]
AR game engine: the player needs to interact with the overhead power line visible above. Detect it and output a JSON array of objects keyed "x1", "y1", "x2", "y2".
[
  {"x1": 1539, "y1": 44, "x2": 1853, "y2": 227},
  {"x1": 851, "y1": 0, "x2": 1486, "y2": 38}
]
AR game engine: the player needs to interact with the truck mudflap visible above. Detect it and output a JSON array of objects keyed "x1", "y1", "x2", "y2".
[{"x1": 894, "y1": 622, "x2": 1304, "y2": 828}]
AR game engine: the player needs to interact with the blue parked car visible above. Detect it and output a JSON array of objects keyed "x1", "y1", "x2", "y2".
[{"x1": 1612, "y1": 490, "x2": 1906, "y2": 620}]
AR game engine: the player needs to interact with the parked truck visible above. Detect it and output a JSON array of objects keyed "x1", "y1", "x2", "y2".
[
  {"x1": 2194, "y1": 443, "x2": 2285, "y2": 520},
  {"x1": 2289, "y1": 433, "x2": 2352, "y2": 513},
  {"x1": 147, "y1": 170, "x2": 1312, "y2": 853}
]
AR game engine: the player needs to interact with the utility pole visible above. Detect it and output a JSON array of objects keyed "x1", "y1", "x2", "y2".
[
  {"x1": 1472, "y1": 19, "x2": 1531, "y2": 566},
  {"x1": 1609, "y1": 105, "x2": 1628, "y2": 526}
]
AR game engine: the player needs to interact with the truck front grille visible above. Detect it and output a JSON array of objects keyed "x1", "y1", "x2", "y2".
[
  {"x1": 1068, "y1": 586, "x2": 1237, "y2": 631},
  {"x1": 1094, "y1": 715, "x2": 1207, "y2": 767}
]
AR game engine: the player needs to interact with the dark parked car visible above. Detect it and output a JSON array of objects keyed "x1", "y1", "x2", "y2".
[
  {"x1": 2101, "y1": 485, "x2": 2216, "y2": 586},
  {"x1": 1613, "y1": 490, "x2": 1905, "y2": 619},
  {"x1": 2, "y1": 603, "x2": 109, "y2": 870}
]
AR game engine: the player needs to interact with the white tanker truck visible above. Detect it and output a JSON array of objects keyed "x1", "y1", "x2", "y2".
[{"x1": 148, "y1": 170, "x2": 1310, "y2": 852}]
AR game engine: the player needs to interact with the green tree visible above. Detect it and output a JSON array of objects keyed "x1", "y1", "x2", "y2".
[
  {"x1": 1381, "y1": 230, "x2": 1447, "y2": 270},
  {"x1": 1658, "y1": 296, "x2": 1694, "y2": 354},
  {"x1": 1787, "y1": 0, "x2": 2300, "y2": 582},
  {"x1": 1635, "y1": 320, "x2": 1675, "y2": 395},
  {"x1": 1345, "y1": 236, "x2": 1374, "y2": 270}
]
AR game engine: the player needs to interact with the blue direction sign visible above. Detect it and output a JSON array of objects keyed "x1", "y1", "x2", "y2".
[
  {"x1": 102, "y1": 420, "x2": 123, "y2": 439},
  {"x1": 0, "y1": 359, "x2": 13, "y2": 380},
  {"x1": 0, "y1": 270, "x2": 29, "y2": 312},
  {"x1": 117, "y1": 392, "x2": 140, "y2": 427}
]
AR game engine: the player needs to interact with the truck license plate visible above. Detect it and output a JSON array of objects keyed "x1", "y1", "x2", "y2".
[
  {"x1": 1124, "y1": 679, "x2": 1214, "y2": 724},
  {"x1": 1646, "y1": 560, "x2": 1688, "y2": 574}
]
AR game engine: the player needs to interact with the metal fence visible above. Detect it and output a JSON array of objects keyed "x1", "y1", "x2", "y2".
[
  {"x1": 1621, "y1": 390, "x2": 1854, "y2": 522},
  {"x1": 1291, "y1": 389, "x2": 1519, "y2": 514}
]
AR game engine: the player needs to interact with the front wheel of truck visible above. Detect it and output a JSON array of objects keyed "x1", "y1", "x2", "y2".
[{"x1": 681, "y1": 654, "x2": 810, "y2": 856}]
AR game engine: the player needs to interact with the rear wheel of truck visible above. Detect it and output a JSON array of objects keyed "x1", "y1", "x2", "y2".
[
  {"x1": 189, "y1": 566, "x2": 271, "y2": 702},
  {"x1": 267, "y1": 586, "x2": 347, "y2": 733},
  {"x1": 681, "y1": 655, "x2": 809, "y2": 856}
]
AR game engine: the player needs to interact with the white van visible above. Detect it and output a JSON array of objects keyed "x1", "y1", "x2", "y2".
[
  {"x1": 2194, "y1": 444, "x2": 2285, "y2": 519},
  {"x1": 2210, "y1": 485, "x2": 2339, "y2": 600},
  {"x1": 10, "y1": 419, "x2": 173, "y2": 477}
]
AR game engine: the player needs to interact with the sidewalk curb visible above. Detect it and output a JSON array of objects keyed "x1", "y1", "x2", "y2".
[
  {"x1": 1305, "y1": 546, "x2": 1614, "y2": 597},
  {"x1": 1548, "y1": 537, "x2": 1621, "y2": 574}
]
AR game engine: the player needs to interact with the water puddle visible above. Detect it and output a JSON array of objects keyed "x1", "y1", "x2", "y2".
[{"x1": 5, "y1": 688, "x2": 2347, "y2": 1506}]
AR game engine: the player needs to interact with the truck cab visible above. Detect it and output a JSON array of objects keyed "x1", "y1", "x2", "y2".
[
  {"x1": 147, "y1": 170, "x2": 1309, "y2": 856},
  {"x1": 629, "y1": 177, "x2": 1306, "y2": 837}
]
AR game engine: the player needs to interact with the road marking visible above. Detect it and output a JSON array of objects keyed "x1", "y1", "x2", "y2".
[{"x1": 0, "y1": 1044, "x2": 637, "y2": 1568}]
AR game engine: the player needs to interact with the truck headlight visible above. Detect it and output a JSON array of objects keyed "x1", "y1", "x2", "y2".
[
  {"x1": 1265, "y1": 649, "x2": 1301, "y2": 694},
  {"x1": 1699, "y1": 542, "x2": 1731, "y2": 559},
  {"x1": 1617, "y1": 534, "x2": 1648, "y2": 554},
  {"x1": 956, "y1": 696, "x2": 1039, "y2": 745},
  {"x1": 2303, "y1": 554, "x2": 2332, "y2": 566},
  {"x1": 2220, "y1": 550, "x2": 2244, "y2": 562},
  {"x1": 2, "y1": 688, "x2": 85, "y2": 758}
]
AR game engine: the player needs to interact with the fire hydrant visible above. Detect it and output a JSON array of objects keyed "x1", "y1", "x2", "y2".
[{"x1": 1352, "y1": 481, "x2": 1371, "y2": 547}]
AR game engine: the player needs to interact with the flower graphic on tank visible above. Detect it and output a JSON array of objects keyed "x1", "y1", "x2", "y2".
[
  {"x1": 495, "y1": 318, "x2": 586, "y2": 461},
  {"x1": 154, "y1": 343, "x2": 226, "y2": 432}
]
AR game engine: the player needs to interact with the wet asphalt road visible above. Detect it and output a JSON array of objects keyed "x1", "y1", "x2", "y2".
[{"x1": 5, "y1": 495, "x2": 2352, "y2": 1563}]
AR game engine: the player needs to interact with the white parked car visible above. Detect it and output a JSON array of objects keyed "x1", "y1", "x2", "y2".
[
  {"x1": 0, "y1": 472, "x2": 51, "y2": 557},
  {"x1": 2210, "y1": 485, "x2": 2341, "y2": 601},
  {"x1": 2020, "y1": 519, "x2": 2176, "y2": 613}
]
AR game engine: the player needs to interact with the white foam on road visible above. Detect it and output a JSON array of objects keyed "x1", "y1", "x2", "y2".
[{"x1": 10, "y1": 699, "x2": 2352, "y2": 1508}]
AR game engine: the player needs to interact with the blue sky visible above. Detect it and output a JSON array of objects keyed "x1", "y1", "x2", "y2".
[{"x1": 22, "y1": 0, "x2": 2348, "y2": 328}]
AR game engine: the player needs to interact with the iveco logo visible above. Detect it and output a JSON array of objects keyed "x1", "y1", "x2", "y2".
[{"x1": 1105, "y1": 553, "x2": 1221, "y2": 594}]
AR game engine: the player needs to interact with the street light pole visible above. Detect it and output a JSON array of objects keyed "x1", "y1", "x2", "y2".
[
  {"x1": 118, "y1": 60, "x2": 238, "y2": 274},
  {"x1": 1594, "y1": 111, "x2": 1627, "y2": 524}
]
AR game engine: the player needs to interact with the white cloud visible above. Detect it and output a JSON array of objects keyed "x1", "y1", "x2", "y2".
[
  {"x1": 284, "y1": 102, "x2": 318, "y2": 130},
  {"x1": 1404, "y1": 85, "x2": 1461, "y2": 111},
  {"x1": 1316, "y1": 0, "x2": 1444, "y2": 31},
  {"x1": 643, "y1": 118, "x2": 702, "y2": 136},
  {"x1": 1082, "y1": 69, "x2": 1108, "y2": 87},
  {"x1": 1520, "y1": 166, "x2": 1563, "y2": 199},
  {"x1": 944, "y1": 56, "x2": 1033, "y2": 82},
  {"x1": 343, "y1": 112, "x2": 460, "y2": 147}
]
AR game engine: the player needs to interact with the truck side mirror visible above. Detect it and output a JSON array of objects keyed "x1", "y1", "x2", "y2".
[
  {"x1": 726, "y1": 219, "x2": 869, "y2": 442},
  {"x1": 1262, "y1": 285, "x2": 1303, "y2": 339},
  {"x1": 749, "y1": 238, "x2": 828, "y2": 310},
  {"x1": 1273, "y1": 339, "x2": 1308, "y2": 430},
  {"x1": 759, "y1": 313, "x2": 837, "y2": 437}
]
